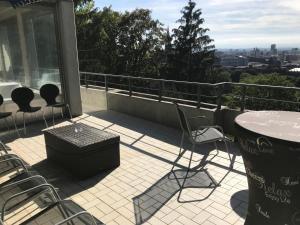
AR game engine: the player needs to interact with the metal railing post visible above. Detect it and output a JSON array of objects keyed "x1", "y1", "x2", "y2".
[
  {"x1": 158, "y1": 80, "x2": 163, "y2": 101},
  {"x1": 104, "y1": 75, "x2": 108, "y2": 92},
  {"x1": 84, "y1": 73, "x2": 88, "y2": 88},
  {"x1": 128, "y1": 78, "x2": 132, "y2": 96},
  {"x1": 197, "y1": 85, "x2": 201, "y2": 108},
  {"x1": 216, "y1": 84, "x2": 223, "y2": 110},
  {"x1": 240, "y1": 85, "x2": 246, "y2": 112}
]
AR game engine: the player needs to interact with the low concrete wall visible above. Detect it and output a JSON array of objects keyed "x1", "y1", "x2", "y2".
[
  {"x1": 107, "y1": 92, "x2": 216, "y2": 130},
  {"x1": 80, "y1": 86, "x2": 107, "y2": 112},
  {"x1": 78, "y1": 88, "x2": 243, "y2": 135}
]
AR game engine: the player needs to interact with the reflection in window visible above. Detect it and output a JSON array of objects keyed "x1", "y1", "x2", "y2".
[{"x1": 0, "y1": 3, "x2": 61, "y2": 100}]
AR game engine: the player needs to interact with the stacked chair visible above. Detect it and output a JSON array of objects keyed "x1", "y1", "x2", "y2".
[{"x1": 0, "y1": 141, "x2": 101, "y2": 225}]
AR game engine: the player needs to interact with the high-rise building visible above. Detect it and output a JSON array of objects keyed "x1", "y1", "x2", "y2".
[{"x1": 271, "y1": 44, "x2": 277, "y2": 55}]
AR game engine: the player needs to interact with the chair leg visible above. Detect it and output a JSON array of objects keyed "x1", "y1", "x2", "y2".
[
  {"x1": 4, "y1": 118, "x2": 10, "y2": 131},
  {"x1": 13, "y1": 113, "x2": 20, "y2": 137},
  {"x1": 23, "y1": 113, "x2": 26, "y2": 136},
  {"x1": 177, "y1": 143, "x2": 195, "y2": 202},
  {"x1": 224, "y1": 139, "x2": 233, "y2": 168},
  {"x1": 42, "y1": 108, "x2": 48, "y2": 128},
  {"x1": 52, "y1": 107, "x2": 55, "y2": 127},
  {"x1": 170, "y1": 133, "x2": 185, "y2": 176},
  {"x1": 66, "y1": 104, "x2": 72, "y2": 121},
  {"x1": 60, "y1": 108, "x2": 64, "y2": 119},
  {"x1": 214, "y1": 141, "x2": 219, "y2": 154}
]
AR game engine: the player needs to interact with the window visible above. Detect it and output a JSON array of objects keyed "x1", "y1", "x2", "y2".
[{"x1": 0, "y1": 3, "x2": 61, "y2": 100}]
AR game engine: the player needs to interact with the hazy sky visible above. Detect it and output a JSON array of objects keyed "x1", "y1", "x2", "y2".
[{"x1": 94, "y1": 0, "x2": 300, "y2": 49}]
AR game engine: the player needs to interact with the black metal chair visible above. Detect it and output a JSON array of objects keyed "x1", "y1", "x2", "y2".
[
  {"x1": 40, "y1": 84, "x2": 72, "y2": 127},
  {"x1": 11, "y1": 87, "x2": 46, "y2": 136},
  {"x1": 0, "y1": 95, "x2": 18, "y2": 136},
  {"x1": 171, "y1": 102, "x2": 232, "y2": 202}
]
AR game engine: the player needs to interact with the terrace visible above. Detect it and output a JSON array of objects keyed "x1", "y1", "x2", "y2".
[
  {"x1": 0, "y1": 69, "x2": 300, "y2": 225},
  {"x1": 0, "y1": 1, "x2": 299, "y2": 224},
  {"x1": 0, "y1": 109, "x2": 247, "y2": 225}
]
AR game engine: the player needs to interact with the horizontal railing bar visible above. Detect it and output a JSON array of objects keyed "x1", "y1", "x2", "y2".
[
  {"x1": 80, "y1": 71, "x2": 300, "y2": 91},
  {"x1": 80, "y1": 72, "x2": 216, "y2": 87},
  {"x1": 222, "y1": 93, "x2": 300, "y2": 105},
  {"x1": 246, "y1": 96, "x2": 300, "y2": 104}
]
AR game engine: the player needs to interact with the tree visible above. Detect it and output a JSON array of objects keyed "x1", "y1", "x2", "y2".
[
  {"x1": 117, "y1": 9, "x2": 165, "y2": 77},
  {"x1": 231, "y1": 70, "x2": 241, "y2": 83},
  {"x1": 209, "y1": 70, "x2": 231, "y2": 83},
  {"x1": 76, "y1": 4, "x2": 121, "y2": 73},
  {"x1": 76, "y1": 4, "x2": 165, "y2": 78},
  {"x1": 171, "y1": 0, "x2": 215, "y2": 82}
]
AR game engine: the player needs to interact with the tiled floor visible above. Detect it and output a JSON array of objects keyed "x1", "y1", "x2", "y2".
[{"x1": 1, "y1": 110, "x2": 248, "y2": 225}]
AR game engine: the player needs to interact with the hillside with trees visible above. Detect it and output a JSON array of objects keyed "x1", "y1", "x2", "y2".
[
  {"x1": 75, "y1": 0, "x2": 214, "y2": 81},
  {"x1": 74, "y1": 0, "x2": 300, "y2": 111}
]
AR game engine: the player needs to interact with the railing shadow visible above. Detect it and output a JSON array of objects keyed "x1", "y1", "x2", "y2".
[{"x1": 84, "y1": 110, "x2": 244, "y2": 174}]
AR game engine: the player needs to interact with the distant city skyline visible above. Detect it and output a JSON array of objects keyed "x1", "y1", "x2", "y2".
[{"x1": 94, "y1": 0, "x2": 300, "y2": 49}]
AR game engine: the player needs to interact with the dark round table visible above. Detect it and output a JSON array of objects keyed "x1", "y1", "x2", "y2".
[{"x1": 235, "y1": 111, "x2": 300, "y2": 225}]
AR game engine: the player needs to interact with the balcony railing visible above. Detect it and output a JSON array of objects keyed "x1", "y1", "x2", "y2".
[{"x1": 80, "y1": 72, "x2": 300, "y2": 112}]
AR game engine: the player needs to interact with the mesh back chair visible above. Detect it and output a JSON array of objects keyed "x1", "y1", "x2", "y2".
[
  {"x1": 0, "y1": 160, "x2": 60, "y2": 222},
  {"x1": 0, "y1": 95, "x2": 18, "y2": 136},
  {"x1": 0, "y1": 182, "x2": 60, "y2": 222},
  {"x1": 171, "y1": 103, "x2": 232, "y2": 201},
  {"x1": 11, "y1": 87, "x2": 46, "y2": 136},
  {"x1": 40, "y1": 84, "x2": 72, "y2": 127}
]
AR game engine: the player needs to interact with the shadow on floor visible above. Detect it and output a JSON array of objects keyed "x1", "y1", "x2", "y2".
[
  {"x1": 0, "y1": 117, "x2": 71, "y2": 142},
  {"x1": 230, "y1": 190, "x2": 248, "y2": 219},
  {"x1": 83, "y1": 110, "x2": 243, "y2": 173},
  {"x1": 133, "y1": 168, "x2": 232, "y2": 225},
  {"x1": 32, "y1": 159, "x2": 116, "y2": 199}
]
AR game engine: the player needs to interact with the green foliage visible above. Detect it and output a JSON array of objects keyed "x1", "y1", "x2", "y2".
[
  {"x1": 75, "y1": 2, "x2": 165, "y2": 77},
  {"x1": 240, "y1": 73, "x2": 293, "y2": 86},
  {"x1": 227, "y1": 73, "x2": 299, "y2": 111},
  {"x1": 75, "y1": 0, "x2": 215, "y2": 82},
  {"x1": 170, "y1": 0, "x2": 215, "y2": 82},
  {"x1": 209, "y1": 70, "x2": 231, "y2": 83},
  {"x1": 74, "y1": 2, "x2": 300, "y2": 111},
  {"x1": 116, "y1": 9, "x2": 164, "y2": 76},
  {"x1": 231, "y1": 71, "x2": 241, "y2": 83}
]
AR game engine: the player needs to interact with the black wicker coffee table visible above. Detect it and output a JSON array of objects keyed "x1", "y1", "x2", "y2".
[{"x1": 44, "y1": 123, "x2": 120, "y2": 179}]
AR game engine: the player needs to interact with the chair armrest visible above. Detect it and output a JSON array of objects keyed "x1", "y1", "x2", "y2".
[
  {"x1": 0, "y1": 154, "x2": 20, "y2": 160},
  {"x1": 55, "y1": 211, "x2": 97, "y2": 225},
  {"x1": 0, "y1": 142, "x2": 8, "y2": 154},
  {"x1": 0, "y1": 157, "x2": 28, "y2": 174},
  {"x1": 1, "y1": 183, "x2": 61, "y2": 221},
  {"x1": 1, "y1": 175, "x2": 48, "y2": 191}
]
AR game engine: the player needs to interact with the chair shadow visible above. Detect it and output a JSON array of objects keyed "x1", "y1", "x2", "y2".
[{"x1": 133, "y1": 168, "x2": 231, "y2": 225}]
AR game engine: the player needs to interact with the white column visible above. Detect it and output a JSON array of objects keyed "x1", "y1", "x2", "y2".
[{"x1": 56, "y1": 0, "x2": 82, "y2": 116}]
